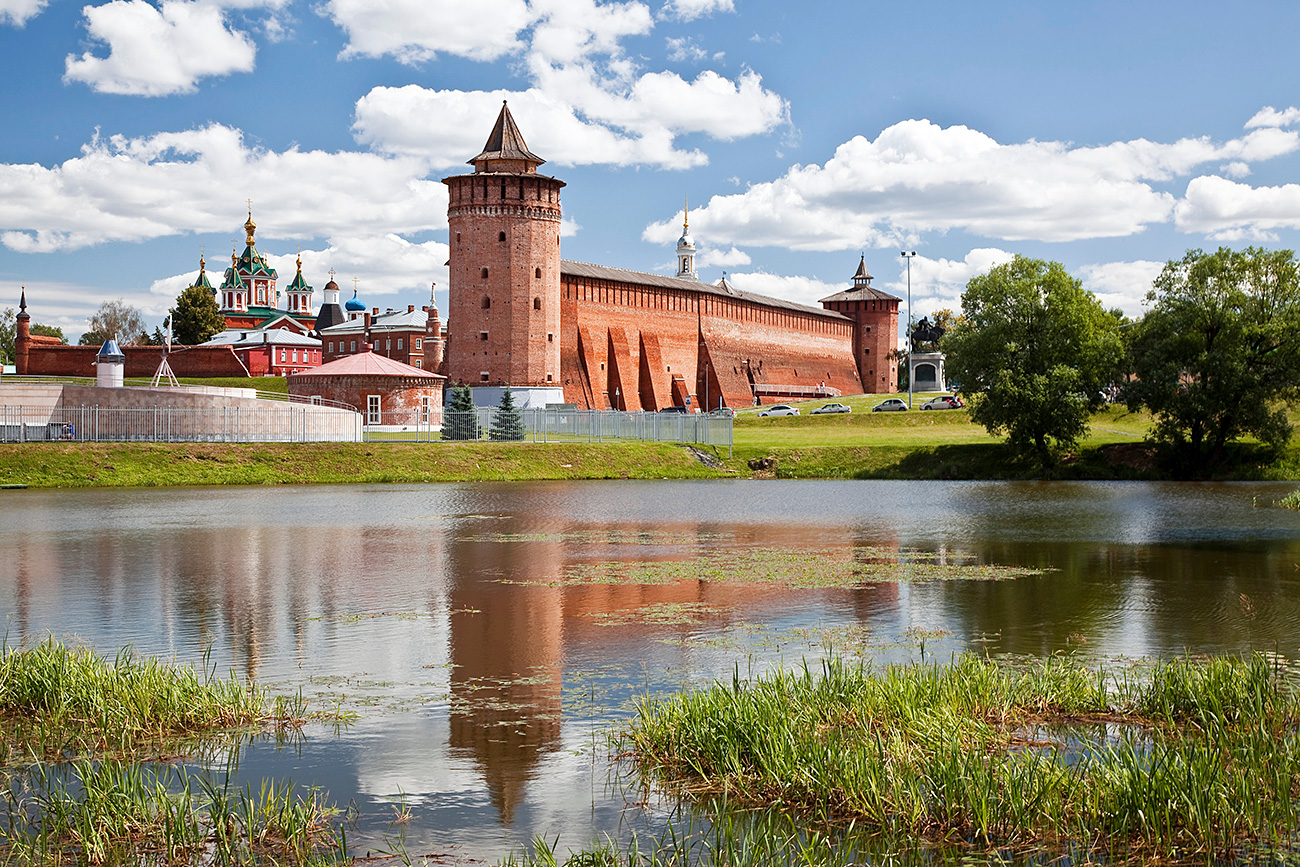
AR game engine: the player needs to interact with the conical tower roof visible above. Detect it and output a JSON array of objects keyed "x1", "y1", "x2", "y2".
[{"x1": 470, "y1": 101, "x2": 545, "y2": 173}]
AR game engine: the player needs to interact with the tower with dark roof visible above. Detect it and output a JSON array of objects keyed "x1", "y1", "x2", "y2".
[
  {"x1": 819, "y1": 256, "x2": 902, "y2": 392},
  {"x1": 442, "y1": 102, "x2": 565, "y2": 400}
]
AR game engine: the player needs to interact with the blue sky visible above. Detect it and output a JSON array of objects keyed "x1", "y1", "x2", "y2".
[{"x1": 3, "y1": 0, "x2": 1300, "y2": 342}]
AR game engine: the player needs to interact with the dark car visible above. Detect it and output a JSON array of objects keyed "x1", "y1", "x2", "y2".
[{"x1": 658, "y1": 405, "x2": 689, "y2": 413}]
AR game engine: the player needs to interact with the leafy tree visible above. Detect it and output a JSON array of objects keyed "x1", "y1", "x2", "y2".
[
  {"x1": 488, "y1": 386, "x2": 526, "y2": 441},
  {"x1": 78, "y1": 330, "x2": 108, "y2": 347},
  {"x1": 1126, "y1": 247, "x2": 1300, "y2": 472},
  {"x1": 171, "y1": 284, "x2": 225, "y2": 345},
  {"x1": 944, "y1": 256, "x2": 1124, "y2": 469},
  {"x1": 0, "y1": 307, "x2": 13, "y2": 363},
  {"x1": 29, "y1": 323, "x2": 66, "y2": 344},
  {"x1": 85, "y1": 299, "x2": 146, "y2": 345},
  {"x1": 442, "y1": 385, "x2": 480, "y2": 441}
]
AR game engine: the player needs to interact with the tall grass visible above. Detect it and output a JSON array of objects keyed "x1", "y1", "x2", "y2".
[
  {"x1": 622, "y1": 654, "x2": 1300, "y2": 863},
  {"x1": 2, "y1": 760, "x2": 346, "y2": 864},
  {"x1": 0, "y1": 639, "x2": 299, "y2": 762}
]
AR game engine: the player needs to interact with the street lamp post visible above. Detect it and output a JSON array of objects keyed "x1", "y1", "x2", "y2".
[{"x1": 900, "y1": 251, "x2": 917, "y2": 408}]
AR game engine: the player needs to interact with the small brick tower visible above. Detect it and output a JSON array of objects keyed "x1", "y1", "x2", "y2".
[
  {"x1": 443, "y1": 102, "x2": 565, "y2": 399},
  {"x1": 819, "y1": 257, "x2": 902, "y2": 393},
  {"x1": 14, "y1": 288, "x2": 30, "y2": 374}
]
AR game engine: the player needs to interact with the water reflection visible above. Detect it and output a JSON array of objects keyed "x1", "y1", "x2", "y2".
[{"x1": 1, "y1": 480, "x2": 1299, "y2": 857}]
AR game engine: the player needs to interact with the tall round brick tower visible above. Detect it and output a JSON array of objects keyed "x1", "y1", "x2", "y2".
[{"x1": 443, "y1": 102, "x2": 565, "y2": 406}]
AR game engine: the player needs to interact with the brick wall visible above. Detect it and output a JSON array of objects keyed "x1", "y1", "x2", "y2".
[
  {"x1": 287, "y1": 374, "x2": 444, "y2": 425},
  {"x1": 22, "y1": 345, "x2": 249, "y2": 378}
]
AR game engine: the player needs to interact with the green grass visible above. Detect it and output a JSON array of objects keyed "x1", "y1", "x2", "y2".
[
  {"x1": 0, "y1": 441, "x2": 729, "y2": 488},
  {"x1": 621, "y1": 654, "x2": 1300, "y2": 864},
  {"x1": 0, "y1": 639, "x2": 303, "y2": 764}
]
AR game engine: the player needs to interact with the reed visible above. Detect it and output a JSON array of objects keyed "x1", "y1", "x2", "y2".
[
  {"x1": 1, "y1": 759, "x2": 346, "y2": 865},
  {"x1": 0, "y1": 639, "x2": 299, "y2": 762},
  {"x1": 621, "y1": 654, "x2": 1300, "y2": 863}
]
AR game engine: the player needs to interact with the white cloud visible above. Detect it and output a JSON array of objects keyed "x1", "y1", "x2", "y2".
[
  {"x1": 326, "y1": 0, "x2": 530, "y2": 63},
  {"x1": 695, "y1": 245, "x2": 750, "y2": 269},
  {"x1": 0, "y1": 124, "x2": 447, "y2": 253},
  {"x1": 1078, "y1": 260, "x2": 1165, "y2": 318},
  {"x1": 64, "y1": 0, "x2": 270, "y2": 96},
  {"x1": 1245, "y1": 105, "x2": 1300, "y2": 129},
  {"x1": 662, "y1": 0, "x2": 732, "y2": 21},
  {"x1": 643, "y1": 118, "x2": 1300, "y2": 250},
  {"x1": 0, "y1": 0, "x2": 47, "y2": 26},
  {"x1": 723, "y1": 270, "x2": 841, "y2": 309},
  {"x1": 665, "y1": 36, "x2": 705, "y2": 62},
  {"x1": 1173, "y1": 174, "x2": 1300, "y2": 240},
  {"x1": 881, "y1": 249, "x2": 1014, "y2": 319},
  {"x1": 354, "y1": 69, "x2": 786, "y2": 170}
]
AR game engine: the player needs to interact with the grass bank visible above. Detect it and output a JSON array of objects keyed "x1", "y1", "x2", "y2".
[
  {"x1": 0, "y1": 441, "x2": 727, "y2": 488},
  {"x1": 620, "y1": 654, "x2": 1300, "y2": 864}
]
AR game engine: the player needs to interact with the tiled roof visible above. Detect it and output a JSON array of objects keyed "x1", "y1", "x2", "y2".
[
  {"x1": 818, "y1": 285, "x2": 902, "y2": 303},
  {"x1": 320, "y1": 308, "x2": 428, "y2": 334},
  {"x1": 470, "y1": 102, "x2": 544, "y2": 167},
  {"x1": 203, "y1": 329, "x2": 321, "y2": 348},
  {"x1": 560, "y1": 260, "x2": 851, "y2": 320},
  {"x1": 290, "y1": 351, "x2": 443, "y2": 378}
]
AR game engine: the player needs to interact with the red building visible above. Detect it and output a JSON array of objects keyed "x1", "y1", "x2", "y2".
[
  {"x1": 201, "y1": 328, "x2": 323, "y2": 376},
  {"x1": 287, "y1": 349, "x2": 445, "y2": 426}
]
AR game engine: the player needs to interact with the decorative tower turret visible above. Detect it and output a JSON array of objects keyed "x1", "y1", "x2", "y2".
[
  {"x1": 442, "y1": 101, "x2": 565, "y2": 400},
  {"x1": 424, "y1": 282, "x2": 445, "y2": 374},
  {"x1": 315, "y1": 268, "x2": 345, "y2": 332},
  {"x1": 14, "y1": 288, "x2": 30, "y2": 374},
  {"x1": 285, "y1": 251, "x2": 313, "y2": 316},
  {"x1": 675, "y1": 198, "x2": 697, "y2": 281}
]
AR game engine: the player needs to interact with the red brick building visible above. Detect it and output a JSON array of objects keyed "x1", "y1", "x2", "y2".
[
  {"x1": 320, "y1": 284, "x2": 446, "y2": 372},
  {"x1": 443, "y1": 103, "x2": 899, "y2": 410},
  {"x1": 287, "y1": 349, "x2": 445, "y2": 427}
]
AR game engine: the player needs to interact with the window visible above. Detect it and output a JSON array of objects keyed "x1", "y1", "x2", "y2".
[
  {"x1": 498, "y1": 231, "x2": 506, "y2": 242},
  {"x1": 547, "y1": 333, "x2": 553, "y2": 342},
  {"x1": 415, "y1": 338, "x2": 422, "y2": 350},
  {"x1": 533, "y1": 297, "x2": 541, "y2": 310},
  {"x1": 292, "y1": 350, "x2": 298, "y2": 363},
  {"x1": 482, "y1": 296, "x2": 491, "y2": 309},
  {"x1": 367, "y1": 395, "x2": 381, "y2": 424},
  {"x1": 547, "y1": 373, "x2": 553, "y2": 382},
  {"x1": 397, "y1": 338, "x2": 403, "y2": 350},
  {"x1": 481, "y1": 268, "x2": 489, "y2": 279},
  {"x1": 350, "y1": 340, "x2": 356, "y2": 352},
  {"x1": 420, "y1": 396, "x2": 431, "y2": 423},
  {"x1": 480, "y1": 331, "x2": 488, "y2": 341},
  {"x1": 414, "y1": 359, "x2": 421, "y2": 368},
  {"x1": 328, "y1": 341, "x2": 334, "y2": 353},
  {"x1": 535, "y1": 267, "x2": 541, "y2": 278},
  {"x1": 480, "y1": 371, "x2": 489, "y2": 381},
  {"x1": 279, "y1": 349, "x2": 286, "y2": 362}
]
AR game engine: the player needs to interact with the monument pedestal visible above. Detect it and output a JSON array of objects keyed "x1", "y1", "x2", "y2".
[{"x1": 909, "y1": 351, "x2": 947, "y2": 393}]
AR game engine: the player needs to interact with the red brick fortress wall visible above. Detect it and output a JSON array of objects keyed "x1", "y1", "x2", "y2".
[{"x1": 19, "y1": 345, "x2": 250, "y2": 378}]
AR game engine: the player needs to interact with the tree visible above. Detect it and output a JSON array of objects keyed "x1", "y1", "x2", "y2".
[
  {"x1": 0, "y1": 307, "x2": 13, "y2": 364},
  {"x1": 171, "y1": 284, "x2": 224, "y2": 345},
  {"x1": 29, "y1": 323, "x2": 66, "y2": 344},
  {"x1": 944, "y1": 256, "x2": 1124, "y2": 469},
  {"x1": 85, "y1": 299, "x2": 146, "y2": 345},
  {"x1": 1126, "y1": 247, "x2": 1300, "y2": 472},
  {"x1": 488, "y1": 386, "x2": 526, "y2": 441},
  {"x1": 442, "y1": 385, "x2": 480, "y2": 441}
]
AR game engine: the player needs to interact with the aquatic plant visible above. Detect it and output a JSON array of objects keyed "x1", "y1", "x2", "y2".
[{"x1": 621, "y1": 653, "x2": 1300, "y2": 864}]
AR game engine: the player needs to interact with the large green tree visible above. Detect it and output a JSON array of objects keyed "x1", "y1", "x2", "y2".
[
  {"x1": 944, "y1": 256, "x2": 1124, "y2": 468},
  {"x1": 29, "y1": 324, "x2": 66, "y2": 344},
  {"x1": 171, "y1": 284, "x2": 225, "y2": 345},
  {"x1": 1126, "y1": 247, "x2": 1300, "y2": 471}
]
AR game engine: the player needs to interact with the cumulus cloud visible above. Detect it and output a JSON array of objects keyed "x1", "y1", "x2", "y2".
[
  {"x1": 661, "y1": 0, "x2": 732, "y2": 20},
  {"x1": 0, "y1": 124, "x2": 447, "y2": 253},
  {"x1": 354, "y1": 69, "x2": 786, "y2": 170},
  {"x1": 878, "y1": 249, "x2": 1014, "y2": 318},
  {"x1": 63, "y1": 0, "x2": 277, "y2": 96},
  {"x1": 1245, "y1": 106, "x2": 1300, "y2": 129},
  {"x1": 1173, "y1": 174, "x2": 1300, "y2": 241},
  {"x1": 0, "y1": 0, "x2": 47, "y2": 26},
  {"x1": 338, "y1": 0, "x2": 787, "y2": 170},
  {"x1": 327, "y1": 0, "x2": 530, "y2": 63},
  {"x1": 695, "y1": 245, "x2": 750, "y2": 269},
  {"x1": 642, "y1": 118, "x2": 1300, "y2": 250},
  {"x1": 665, "y1": 36, "x2": 705, "y2": 62},
  {"x1": 1078, "y1": 260, "x2": 1165, "y2": 318},
  {"x1": 722, "y1": 270, "x2": 841, "y2": 309}
]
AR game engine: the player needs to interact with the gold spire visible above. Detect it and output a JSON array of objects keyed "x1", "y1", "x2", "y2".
[
  {"x1": 683, "y1": 195, "x2": 689, "y2": 232},
  {"x1": 244, "y1": 201, "x2": 256, "y2": 247}
]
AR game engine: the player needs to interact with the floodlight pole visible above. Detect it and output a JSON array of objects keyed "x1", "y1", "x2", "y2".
[{"x1": 900, "y1": 251, "x2": 916, "y2": 408}]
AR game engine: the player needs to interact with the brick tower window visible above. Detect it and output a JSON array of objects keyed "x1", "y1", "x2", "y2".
[
  {"x1": 482, "y1": 296, "x2": 491, "y2": 309},
  {"x1": 481, "y1": 268, "x2": 489, "y2": 279},
  {"x1": 498, "y1": 231, "x2": 506, "y2": 242},
  {"x1": 533, "y1": 297, "x2": 541, "y2": 310},
  {"x1": 535, "y1": 267, "x2": 541, "y2": 278}
]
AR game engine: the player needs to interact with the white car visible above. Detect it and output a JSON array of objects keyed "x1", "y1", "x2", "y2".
[
  {"x1": 872, "y1": 398, "x2": 908, "y2": 412},
  {"x1": 811, "y1": 402, "x2": 851, "y2": 414},
  {"x1": 758, "y1": 404, "x2": 799, "y2": 417}
]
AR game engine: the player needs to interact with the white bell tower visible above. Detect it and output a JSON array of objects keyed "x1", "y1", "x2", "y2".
[{"x1": 675, "y1": 197, "x2": 697, "y2": 281}]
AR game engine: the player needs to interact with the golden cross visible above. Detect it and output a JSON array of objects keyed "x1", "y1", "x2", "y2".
[{"x1": 329, "y1": 268, "x2": 336, "y2": 280}]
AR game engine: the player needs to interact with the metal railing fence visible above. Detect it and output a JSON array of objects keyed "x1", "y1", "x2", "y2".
[
  {"x1": 0, "y1": 404, "x2": 361, "y2": 443},
  {"x1": 378, "y1": 408, "x2": 732, "y2": 453}
]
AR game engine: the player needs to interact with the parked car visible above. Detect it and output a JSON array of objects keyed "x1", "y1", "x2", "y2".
[
  {"x1": 707, "y1": 407, "x2": 737, "y2": 418},
  {"x1": 810, "y1": 402, "x2": 851, "y2": 415},
  {"x1": 758, "y1": 404, "x2": 799, "y2": 417},
  {"x1": 920, "y1": 395, "x2": 964, "y2": 410},
  {"x1": 658, "y1": 405, "x2": 688, "y2": 413},
  {"x1": 871, "y1": 398, "x2": 908, "y2": 412}
]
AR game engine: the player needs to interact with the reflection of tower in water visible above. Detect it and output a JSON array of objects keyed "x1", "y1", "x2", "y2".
[{"x1": 447, "y1": 532, "x2": 564, "y2": 825}]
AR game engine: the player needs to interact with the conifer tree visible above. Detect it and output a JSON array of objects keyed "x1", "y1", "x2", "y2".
[
  {"x1": 443, "y1": 385, "x2": 479, "y2": 440},
  {"x1": 489, "y1": 386, "x2": 526, "y2": 441}
]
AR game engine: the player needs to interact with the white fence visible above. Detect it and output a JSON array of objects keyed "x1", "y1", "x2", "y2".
[
  {"x1": 374, "y1": 408, "x2": 733, "y2": 452},
  {"x1": 0, "y1": 404, "x2": 362, "y2": 443}
]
